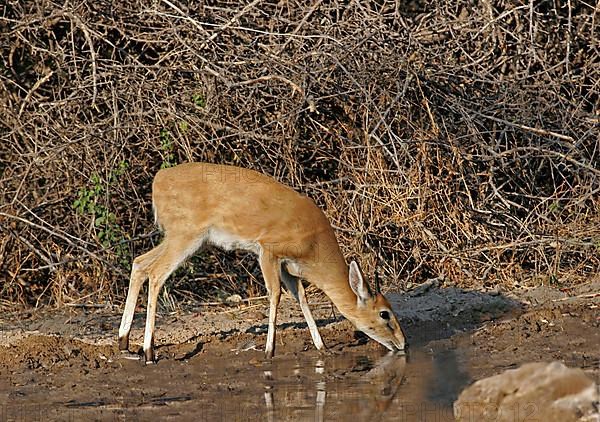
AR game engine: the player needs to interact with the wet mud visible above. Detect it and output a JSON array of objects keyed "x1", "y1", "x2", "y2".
[{"x1": 0, "y1": 283, "x2": 598, "y2": 421}]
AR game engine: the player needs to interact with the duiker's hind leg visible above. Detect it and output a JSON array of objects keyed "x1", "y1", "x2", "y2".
[
  {"x1": 259, "y1": 252, "x2": 281, "y2": 358},
  {"x1": 118, "y1": 244, "x2": 166, "y2": 351},
  {"x1": 142, "y1": 235, "x2": 201, "y2": 363}
]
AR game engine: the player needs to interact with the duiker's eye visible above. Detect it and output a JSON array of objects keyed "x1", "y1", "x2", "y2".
[{"x1": 379, "y1": 310, "x2": 390, "y2": 320}]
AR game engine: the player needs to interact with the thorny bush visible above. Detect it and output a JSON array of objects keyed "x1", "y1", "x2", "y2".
[{"x1": 0, "y1": 0, "x2": 598, "y2": 308}]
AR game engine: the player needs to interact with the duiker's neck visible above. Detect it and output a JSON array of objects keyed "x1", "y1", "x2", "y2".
[{"x1": 307, "y1": 262, "x2": 359, "y2": 318}]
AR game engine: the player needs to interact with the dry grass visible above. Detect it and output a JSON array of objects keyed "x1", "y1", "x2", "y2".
[{"x1": 1, "y1": 0, "x2": 598, "y2": 308}]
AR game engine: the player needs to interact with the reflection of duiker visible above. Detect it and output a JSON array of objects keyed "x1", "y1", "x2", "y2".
[
  {"x1": 117, "y1": 163, "x2": 406, "y2": 363},
  {"x1": 263, "y1": 353, "x2": 406, "y2": 422},
  {"x1": 263, "y1": 359, "x2": 326, "y2": 422},
  {"x1": 361, "y1": 352, "x2": 408, "y2": 416}
]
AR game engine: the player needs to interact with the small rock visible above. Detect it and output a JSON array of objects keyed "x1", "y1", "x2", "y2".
[
  {"x1": 62, "y1": 344, "x2": 74, "y2": 357},
  {"x1": 225, "y1": 294, "x2": 243, "y2": 305},
  {"x1": 248, "y1": 357, "x2": 262, "y2": 366},
  {"x1": 454, "y1": 361, "x2": 598, "y2": 422},
  {"x1": 408, "y1": 278, "x2": 441, "y2": 297},
  {"x1": 488, "y1": 287, "x2": 501, "y2": 296}
]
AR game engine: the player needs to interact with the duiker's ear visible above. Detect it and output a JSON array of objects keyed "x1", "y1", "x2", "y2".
[{"x1": 349, "y1": 261, "x2": 372, "y2": 303}]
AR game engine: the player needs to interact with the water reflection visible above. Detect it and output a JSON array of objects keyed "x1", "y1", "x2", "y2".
[
  {"x1": 263, "y1": 351, "x2": 407, "y2": 421},
  {"x1": 361, "y1": 352, "x2": 408, "y2": 416}
]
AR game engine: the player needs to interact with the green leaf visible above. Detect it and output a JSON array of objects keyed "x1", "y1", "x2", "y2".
[{"x1": 192, "y1": 93, "x2": 206, "y2": 107}]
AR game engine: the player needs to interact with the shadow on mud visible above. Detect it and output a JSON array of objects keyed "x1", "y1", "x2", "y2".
[
  {"x1": 390, "y1": 285, "x2": 522, "y2": 346},
  {"x1": 243, "y1": 285, "x2": 522, "y2": 348}
]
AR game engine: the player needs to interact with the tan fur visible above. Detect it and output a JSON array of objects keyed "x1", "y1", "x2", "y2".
[{"x1": 118, "y1": 163, "x2": 406, "y2": 362}]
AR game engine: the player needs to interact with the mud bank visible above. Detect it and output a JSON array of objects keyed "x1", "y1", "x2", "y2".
[{"x1": 0, "y1": 283, "x2": 598, "y2": 421}]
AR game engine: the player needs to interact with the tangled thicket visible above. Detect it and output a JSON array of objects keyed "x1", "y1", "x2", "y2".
[{"x1": 1, "y1": 0, "x2": 598, "y2": 309}]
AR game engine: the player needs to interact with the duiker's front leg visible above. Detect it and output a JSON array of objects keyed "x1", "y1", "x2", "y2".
[{"x1": 296, "y1": 280, "x2": 325, "y2": 350}]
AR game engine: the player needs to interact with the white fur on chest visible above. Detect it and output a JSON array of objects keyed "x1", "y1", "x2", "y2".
[{"x1": 206, "y1": 227, "x2": 261, "y2": 255}]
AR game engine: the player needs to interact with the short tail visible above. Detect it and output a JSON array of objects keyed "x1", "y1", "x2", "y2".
[{"x1": 152, "y1": 201, "x2": 164, "y2": 231}]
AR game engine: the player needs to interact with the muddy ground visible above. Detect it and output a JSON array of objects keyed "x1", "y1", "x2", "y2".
[{"x1": 0, "y1": 281, "x2": 598, "y2": 421}]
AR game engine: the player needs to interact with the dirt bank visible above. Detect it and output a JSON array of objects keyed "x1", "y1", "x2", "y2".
[{"x1": 0, "y1": 282, "x2": 598, "y2": 421}]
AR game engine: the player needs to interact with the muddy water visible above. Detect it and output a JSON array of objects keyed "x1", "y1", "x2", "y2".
[
  {"x1": 257, "y1": 349, "x2": 458, "y2": 422},
  {"x1": 3, "y1": 347, "x2": 459, "y2": 422}
]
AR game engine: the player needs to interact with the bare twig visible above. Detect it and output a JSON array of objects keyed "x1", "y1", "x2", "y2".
[
  {"x1": 17, "y1": 70, "x2": 54, "y2": 117},
  {"x1": 474, "y1": 111, "x2": 575, "y2": 143}
]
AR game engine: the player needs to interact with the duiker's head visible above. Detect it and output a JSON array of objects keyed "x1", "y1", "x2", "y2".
[{"x1": 345, "y1": 261, "x2": 406, "y2": 351}]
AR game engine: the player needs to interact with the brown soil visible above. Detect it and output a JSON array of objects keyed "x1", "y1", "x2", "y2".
[{"x1": 0, "y1": 283, "x2": 598, "y2": 421}]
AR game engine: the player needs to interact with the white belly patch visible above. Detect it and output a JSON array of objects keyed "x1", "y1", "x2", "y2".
[{"x1": 206, "y1": 227, "x2": 261, "y2": 255}]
